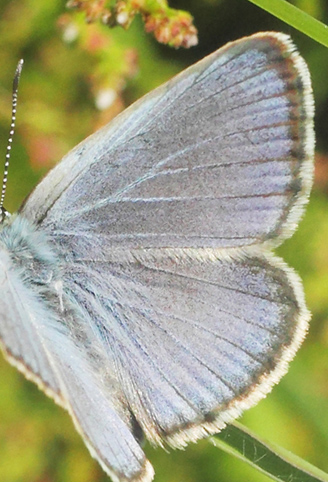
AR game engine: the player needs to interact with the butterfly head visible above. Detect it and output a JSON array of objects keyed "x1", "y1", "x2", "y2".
[{"x1": 0, "y1": 207, "x2": 11, "y2": 225}]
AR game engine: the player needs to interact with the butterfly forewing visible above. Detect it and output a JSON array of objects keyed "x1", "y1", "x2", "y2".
[{"x1": 21, "y1": 32, "x2": 313, "y2": 251}]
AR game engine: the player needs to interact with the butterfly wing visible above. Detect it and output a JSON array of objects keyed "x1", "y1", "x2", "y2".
[
  {"x1": 60, "y1": 251, "x2": 309, "y2": 447},
  {"x1": 1, "y1": 31, "x2": 314, "y2": 482},
  {"x1": 21, "y1": 32, "x2": 313, "y2": 251}
]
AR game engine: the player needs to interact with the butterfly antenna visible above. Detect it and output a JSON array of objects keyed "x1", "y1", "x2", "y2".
[{"x1": 0, "y1": 59, "x2": 24, "y2": 223}]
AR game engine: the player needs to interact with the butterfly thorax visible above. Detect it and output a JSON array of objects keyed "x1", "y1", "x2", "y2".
[{"x1": 0, "y1": 214, "x2": 58, "y2": 285}]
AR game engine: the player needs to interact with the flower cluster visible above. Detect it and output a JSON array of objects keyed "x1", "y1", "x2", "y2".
[{"x1": 66, "y1": 0, "x2": 198, "y2": 48}]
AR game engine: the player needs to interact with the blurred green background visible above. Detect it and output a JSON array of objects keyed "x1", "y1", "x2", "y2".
[{"x1": 1, "y1": 0, "x2": 328, "y2": 481}]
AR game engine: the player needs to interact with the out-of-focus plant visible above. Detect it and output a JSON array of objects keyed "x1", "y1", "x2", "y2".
[{"x1": 66, "y1": 0, "x2": 198, "y2": 48}]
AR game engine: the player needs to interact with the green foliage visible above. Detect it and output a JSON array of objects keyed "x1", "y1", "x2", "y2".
[
  {"x1": 213, "y1": 423, "x2": 328, "y2": 482},
  {"x1": 0, "y1": 1, "x2": 328, "y2": 481},
  {"x1": 248, "y1": 0, "x2": 328, "y2": 47}
]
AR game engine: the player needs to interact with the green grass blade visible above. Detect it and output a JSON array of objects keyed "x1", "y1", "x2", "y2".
[
  {"x1": 211, "y1": 422, "x2": 328, "y2": 482},
  {"x1": 247, "y1": 0, "x2": 328, "y2": 46}
]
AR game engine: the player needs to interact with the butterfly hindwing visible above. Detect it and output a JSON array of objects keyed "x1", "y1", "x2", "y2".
[{"x1": 60, "y1": 250, "x2": 308, "y2": 447}]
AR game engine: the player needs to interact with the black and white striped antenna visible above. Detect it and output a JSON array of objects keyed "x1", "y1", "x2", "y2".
[{"x1": 0, "y1": 59, "x2": 24, "y2": 224}]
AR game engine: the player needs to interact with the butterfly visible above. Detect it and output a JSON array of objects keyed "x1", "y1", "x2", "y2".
[{"x1": 0, "y1": 31, "x2": 314, "y2": 482}]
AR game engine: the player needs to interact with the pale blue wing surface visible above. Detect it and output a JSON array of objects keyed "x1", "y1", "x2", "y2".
[
  {"x1": 21, "y1": 32, "x2": 313, "y2": 250},
  {"x1": 60, "y1": 250, "x2": 309, "y2": 446}
]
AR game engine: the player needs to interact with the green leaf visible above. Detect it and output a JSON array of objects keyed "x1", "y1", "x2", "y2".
[
  {"x1": 247, "y1": 0, "x2": 328, "y2": 46},
  {"x1": 212, "y1": 422, "x2": 328, "y2": 482}
]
